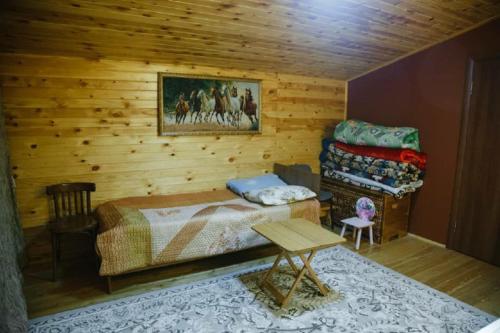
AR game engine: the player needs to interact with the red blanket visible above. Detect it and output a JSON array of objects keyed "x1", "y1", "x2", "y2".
[{"x1": 334, "y1": 142, "x2": 427, "y2": 169}]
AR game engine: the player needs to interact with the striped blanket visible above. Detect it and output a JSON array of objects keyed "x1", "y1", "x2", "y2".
[{"x1": 96, "y1": 190, "x2": 320, "y2": 276}]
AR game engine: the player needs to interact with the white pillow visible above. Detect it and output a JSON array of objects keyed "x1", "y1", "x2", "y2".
[{"x1": 244, "y1": 185, "x2": 316, "y2": 206}]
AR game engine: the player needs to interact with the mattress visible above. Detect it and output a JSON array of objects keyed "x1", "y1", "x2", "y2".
[{"x1": 96, "y1": 189, "x2": 320, "y2": 276}]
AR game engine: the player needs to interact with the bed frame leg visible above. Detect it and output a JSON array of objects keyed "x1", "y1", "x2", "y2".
[{"x1": 106, "y1": 276, "x2": 113, "y2": 294}]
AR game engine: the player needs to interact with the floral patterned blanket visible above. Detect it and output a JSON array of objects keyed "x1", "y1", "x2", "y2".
[
  {"x1": 96, "y1": 190, "x2": 319, "y2": 276},
  {"x1": 323, "y1": 145, "x2": 424, "y2": 185},
  {"x1": 321, "y1": 166, "x2": 422, "y2": 198},
  {"x1": 334, "y1": 119, "x2": 421, "y2": 151}
]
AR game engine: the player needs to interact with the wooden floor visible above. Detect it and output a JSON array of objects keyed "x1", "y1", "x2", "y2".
[{"x1": 23, "y1": 232, "x2": 500, "y2": 319}]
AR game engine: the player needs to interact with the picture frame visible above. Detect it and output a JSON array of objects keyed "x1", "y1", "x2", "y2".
[{"x1": 157, "y1": 73, "x2": 262, "y2": 136}]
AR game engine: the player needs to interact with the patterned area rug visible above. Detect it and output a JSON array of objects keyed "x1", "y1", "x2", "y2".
[
  {"x1": 240, "y1": 266, "x2": 343, "y2": 318},
  {"x1": 29, "y1": 246, "x2": 496, "y2": 332}
]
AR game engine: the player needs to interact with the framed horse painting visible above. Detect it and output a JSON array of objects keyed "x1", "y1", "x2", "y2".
[{"x1": 158, "y1": 73, "x2": 262, "y2": 136}]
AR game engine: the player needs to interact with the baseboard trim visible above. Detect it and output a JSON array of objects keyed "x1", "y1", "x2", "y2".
[{"x1": 407, "y1": 233, "x2": 446, "y2": 248}]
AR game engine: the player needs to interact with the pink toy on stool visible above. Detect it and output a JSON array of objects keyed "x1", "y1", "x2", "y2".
[{"x1": 340, "y1": 197, "x2": 376, "y2": 250}]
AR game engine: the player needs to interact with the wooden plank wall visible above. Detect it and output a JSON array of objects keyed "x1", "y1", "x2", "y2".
[{"x1": 0, "y1": 53, "x2": 345, "y2": 229}]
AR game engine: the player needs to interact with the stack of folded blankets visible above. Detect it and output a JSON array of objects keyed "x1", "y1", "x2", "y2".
[{"x1": 320, "y1": 119, "x2": 427, "y2": 199}]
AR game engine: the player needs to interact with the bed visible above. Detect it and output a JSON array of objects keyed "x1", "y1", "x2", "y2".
[{"x1": 95, "y1": 164, "x2": 321, "y2": 292}]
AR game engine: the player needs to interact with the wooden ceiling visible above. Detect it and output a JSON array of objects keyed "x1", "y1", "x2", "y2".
[{"x1": 1, "y1": 0, "x2": 499, "y2": 79}]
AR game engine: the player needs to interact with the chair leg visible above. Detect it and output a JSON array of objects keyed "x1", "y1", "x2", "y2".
[
  {"x1": 352, "y1": 227, "x2": 357, "y2": 240},
  {"x1": 340, "y1": 223, "x2": 346, "y2": 237},
  {"x1": 106, "y1": 276, "x2": 113, "y2": 294},
  {"x1": 329, "y1": 201, "x2": 334, "y2": 230},
  {"x1": 56, "y1": 234, "x2": 61, "y2": 262},
  {"x1": 51, "y1": 233, "x2": 58, "y2": 281},
  {"x1": 355, "y1": 228, "x2": 362, "y2": 250},
  {"x1": 369, "y1": 226, "x2": 374, "y2": 245},
  {"x1": 89, "y1": 229, "x2": 99, "y2": 273}
]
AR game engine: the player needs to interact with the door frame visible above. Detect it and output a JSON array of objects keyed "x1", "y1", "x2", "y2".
[
  {"x1": 447, "y1": 55, "x2": 500, "y2": 249},
  {"x1": 446, "y1": 58, "x2": 474, "y2": 249}
]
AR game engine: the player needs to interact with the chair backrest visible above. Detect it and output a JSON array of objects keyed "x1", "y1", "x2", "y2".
[
  {"x1": 273, "y1": 163, "x2": 320, "y2": 194},
  {"x1": 290, "y1": 164, "x2": 312, "y2": 173},
  {"x1": 46, "y1": 183, "x2": 96, "y2": 220}
]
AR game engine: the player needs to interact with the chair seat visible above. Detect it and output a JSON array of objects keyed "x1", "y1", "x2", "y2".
[
  {"x1": 319, "y1": 190, "x2": 333, "y2": 202},
  {"x1": 341, "y1": 217, "x2": 374, "y2": 228},
  {"x1": 48, "y1": 215, "x2": 97, "y2": 234}
]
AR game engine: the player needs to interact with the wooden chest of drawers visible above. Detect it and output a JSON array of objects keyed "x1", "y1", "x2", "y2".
[{"x1": 321, "y1": 177, "x2": 411, "y2": 244}]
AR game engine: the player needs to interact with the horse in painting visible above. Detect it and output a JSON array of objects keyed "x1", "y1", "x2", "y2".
[
  {"x1": 210, "y1": 87, "x2": 226, "y2": 125},
  {"x1": 189, "y1": 89, "x2": 203, "y2": 124},
  {"x1": 197, "y1": 89, "x2": 214, "y2": 123},
  {"x1": 241, "y1": 88, "x2": 258, "y2": 124},
  {"x1": 221, "y1": 85, "x2": 241, "y2": 128},
  {"x1": 175, "y1": 93, "x2": 190, "y2": 124}
]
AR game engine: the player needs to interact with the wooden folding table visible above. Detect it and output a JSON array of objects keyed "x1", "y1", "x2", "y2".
[{"x1": 252, "y1": 218, "x2": 345, "y2": 307}]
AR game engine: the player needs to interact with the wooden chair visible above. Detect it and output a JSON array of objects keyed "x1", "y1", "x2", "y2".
[
  {"x1": 274, "y1": 163, "x2": 334, "y2": 225},
  {"x1": 318, "y1": 190, "x2": 334, "y2": 227},
  {"x1": 289, "y1": 164, "x2": 334, "y2": 225},
  {"x1": 46, "y1": 183, "x2": 97, "y2": 281}
]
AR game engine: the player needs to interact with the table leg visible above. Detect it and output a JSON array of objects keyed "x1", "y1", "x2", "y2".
[
  {"x1": 284, "y1": 252, "x2": 299, "y2": 274},
  {"x1": 259, "y1": 252, "x2": 283, "y2": 288},
  {"x1": 281, "y1": 265, "x2": 308, "y2": 307},
  {"x1": 285, "y1": 251, "x2": 320, "y2": 286},
  {"x1": 260, "y1": 249, "x2": 330, "y2": 308},
  {"x1": 298, "y1": 251, "x2": 328, "y2": 296}
]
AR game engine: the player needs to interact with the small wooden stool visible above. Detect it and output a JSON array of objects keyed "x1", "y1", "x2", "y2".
[{"x1": 340, "y1": 217, "x2": 374, "y2": 250}]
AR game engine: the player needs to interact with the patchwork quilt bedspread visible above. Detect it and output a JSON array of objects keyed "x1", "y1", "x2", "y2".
[{"x1": 96, "y1": 190, "x2": 320, "y2": 276}]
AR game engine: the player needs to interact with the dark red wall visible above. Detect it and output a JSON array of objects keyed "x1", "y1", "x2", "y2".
[{"x1": 347, "y1": 18, "x2": 500, "y2": 244}]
